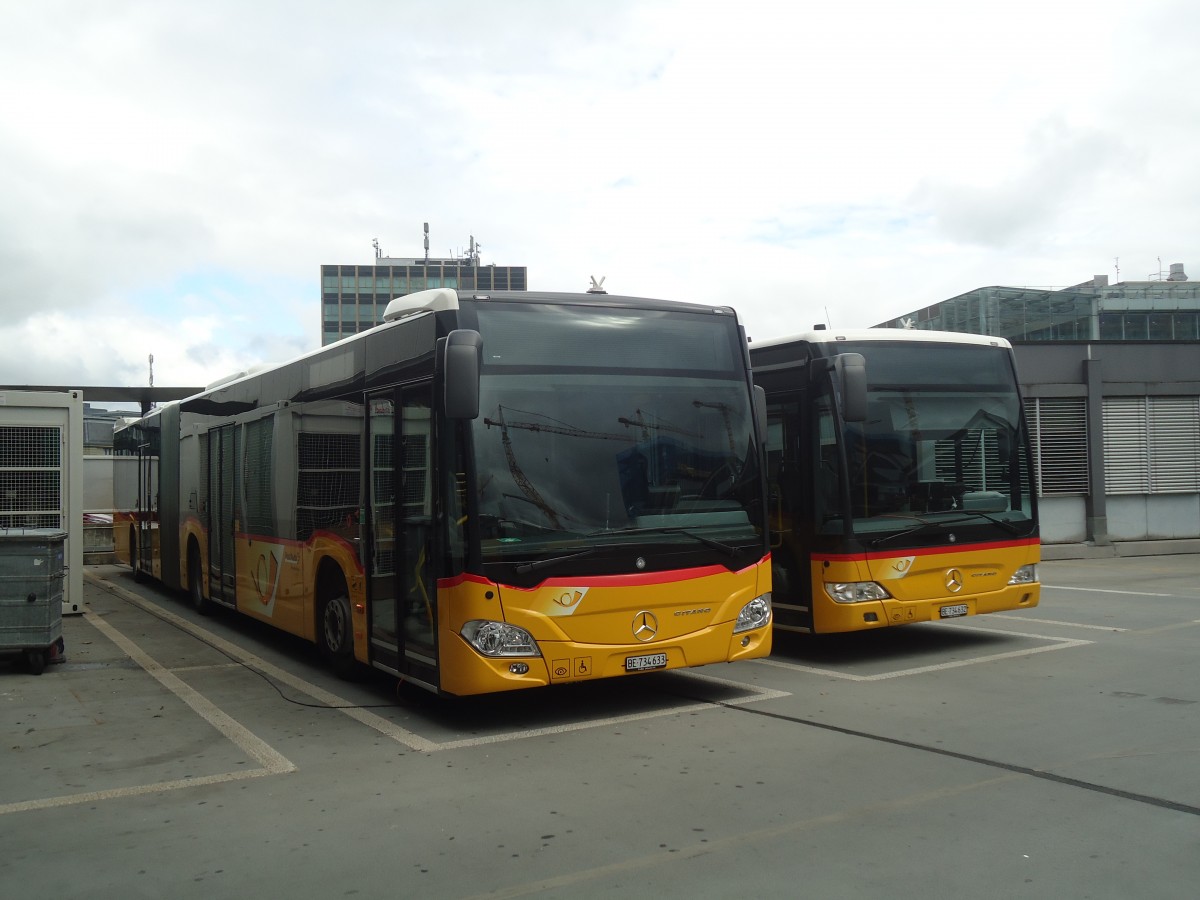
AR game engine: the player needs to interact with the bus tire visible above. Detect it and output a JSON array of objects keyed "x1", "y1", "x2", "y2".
[
  {"x1": 318, "y1": 589, "x2": 355, "y2": 678},
  {"x1": 188, "y1": 543, "x2": 213, "y2": 616}
]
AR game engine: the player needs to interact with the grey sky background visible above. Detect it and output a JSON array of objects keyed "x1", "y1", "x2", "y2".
[{"x1": 1, "y1": 0, "x2": 1195, "y2": 394}]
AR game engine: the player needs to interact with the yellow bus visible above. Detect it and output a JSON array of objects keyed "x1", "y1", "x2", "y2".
[
  {"x1": 749, "y1": 328, "x2": 1039, "y2": 634},
  {"x1": 114, "y1": 288, "x2": 772, "y2": 695}
]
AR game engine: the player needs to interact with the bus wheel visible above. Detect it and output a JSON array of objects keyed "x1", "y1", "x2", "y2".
[
  {"x1": 188, "y1": 544, "x2": 212, "y2": 616},
  {"x1": 319, "y1": 591, "x2": 355, "y2": 677}
]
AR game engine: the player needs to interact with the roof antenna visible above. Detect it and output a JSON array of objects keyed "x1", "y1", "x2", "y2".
[{"x1": 588, "y1": 276, "x2": 607, "y2": 294}]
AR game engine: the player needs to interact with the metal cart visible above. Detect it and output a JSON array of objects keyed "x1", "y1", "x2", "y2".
[{"x1": 0, "y1": 530, "x2": 66, "y2": 675}]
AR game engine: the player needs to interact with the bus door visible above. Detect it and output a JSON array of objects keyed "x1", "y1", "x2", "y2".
[
  {"x1": 207, "y1": 423, "x2": 239, "y2": 606},
  {"x1": 766, "y1": 393, "x2": 817, "y2": 632},
  {"x1": 367, "y1": 384, "x2": 437, "y2": 686},
  {"x1": 134, "y1": 436, "x2": 155, "y2": 579}
]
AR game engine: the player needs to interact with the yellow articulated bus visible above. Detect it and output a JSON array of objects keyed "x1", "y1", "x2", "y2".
[
  {"x1": 114, "y1": 288, "x2": 772, "y2": 695},
  {"x1": 749, "y1": 328, "x2": 1039, "y2": 634}
]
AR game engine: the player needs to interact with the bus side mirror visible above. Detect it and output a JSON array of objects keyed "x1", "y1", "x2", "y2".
[
  {"x1": 753, "y1": 384, "x2": 768, "y2": 445},
  {"x1": 996, "y1": 428, "x2": 1012, "y2": 464},
  {"x1": 834, "y1": 353, "x2": 867, "y2": 423},
  {"x1": 444, "y1": 329, "x2": 482, "y2": 419}
]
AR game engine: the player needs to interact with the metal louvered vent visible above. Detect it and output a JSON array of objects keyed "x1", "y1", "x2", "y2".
[
  {"x1": 1149, "y1": 397, "x2": 1200, "y2": 492},
  {"x1": 1027, "y1": 398, "x2": 1088, "y2": 496},
  {"x1": 1103, "y1": 398, "x2": 1149, "y2": 494},
  {"x1": 1107, "y1": 396, "x2": 1200, "y2": 494}
]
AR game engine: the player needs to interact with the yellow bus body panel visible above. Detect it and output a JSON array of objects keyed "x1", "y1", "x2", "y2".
[
  {"x1": 436, "y1": 560, "x2": 772, "y2": 697},
  {"x1": 811, "y1": 539, "x2": 1039, "y2": 633},
  {"x1": 231, "y1": 533, "x2": 365, "y2": 651}
]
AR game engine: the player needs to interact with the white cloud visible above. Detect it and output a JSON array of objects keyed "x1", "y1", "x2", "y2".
[{"x1": 0, "y1": 0, "x2": 1196, "y2": 390}]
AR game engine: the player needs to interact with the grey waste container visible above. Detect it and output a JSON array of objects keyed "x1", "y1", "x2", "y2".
[{"x1": 0, "y1": 530, "x2": 66, "y2": 675}]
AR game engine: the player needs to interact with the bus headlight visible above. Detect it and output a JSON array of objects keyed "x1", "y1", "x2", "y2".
[
  {"x1": 734, "y1": 593, "x2": 772, "y2": 633},
  {"x1": 460, "y1": 620, "x2": 542, "y2": 657},
  {"x1": 825, "y1": 581, "x2": 891, "y2": 603},
  {"x1": 1008, "y1": 564, "x2": 1038, "y2": 585}
]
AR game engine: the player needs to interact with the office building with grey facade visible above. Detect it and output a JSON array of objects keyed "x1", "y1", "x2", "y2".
[{"x1": 321, "y1": 252, "x2": 527, "y2": 346}]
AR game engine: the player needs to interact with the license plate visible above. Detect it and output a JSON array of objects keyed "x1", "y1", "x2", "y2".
[
  {"x1": 940, "y1": 603, "x2": 969, "y2": 618},
  {"x1": 626, "y1": 652, "x2": 668, "y2": 672}
]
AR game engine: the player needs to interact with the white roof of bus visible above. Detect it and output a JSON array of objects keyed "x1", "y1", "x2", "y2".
[
  {"x1": 383, "y1": 288, "x2": 461, "y2": 322},
  {"x1": 749, "y1": 328, "x2": 1012, "y2": 351}
]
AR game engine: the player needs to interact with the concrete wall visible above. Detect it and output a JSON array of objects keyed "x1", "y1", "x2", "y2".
[{"x1": 1014, "y1": 342, "x2": 1200, "y2": 547}]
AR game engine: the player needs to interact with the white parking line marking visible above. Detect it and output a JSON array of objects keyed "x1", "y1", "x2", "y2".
[
  {"x1": 988, "y1": 613, "x2": 1128, "y2": 632},
  {"x1": 91, "y1": 574, "x2": 786, "y2": 753},
  {"x1": 759, "y1": 629, "x2": 1091, "y2": 682},
  {"x1": 1044, "y1": 584, "x2": 1185, "y2": 598},
  {"x1": 85, "y1": 610, "x2": 297, "y2": 773},
  {"x1": 92, "y1": 574, "x2": 440, "y2": 753},
  {"x1": 0, "y1": 769, "x2": 282, "y2": 816},
  {"x1": 1, "y1": 607, "x2": 297, "y2": 817},
  {"x1": 436, "y1": 673, "x2": 789, "y2": 751}
]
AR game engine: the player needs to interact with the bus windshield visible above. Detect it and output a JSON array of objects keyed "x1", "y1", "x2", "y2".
[
  {"x1": 816, "y1": 343, "x2": 1035, "y2": 543},
  {"x1": 469, "y1": 304, "x2": 764, "y2": 575}
]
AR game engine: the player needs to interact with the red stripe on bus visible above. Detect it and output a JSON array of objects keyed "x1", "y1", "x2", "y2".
[
  {"x1": 439, "y1": 557, "x2": 769, "y2": 591},
  {"x1": 816, "y1": 537, "x2": 1039, "y2": 564}
]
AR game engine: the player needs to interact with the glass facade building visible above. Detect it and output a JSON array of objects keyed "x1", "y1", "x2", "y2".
[
  {"x1": 320, "y1": 259, "x2": 528, "y2": 346},
  {"x1": 877, "y1": 267, "x2": 1200, "y2": 342}
]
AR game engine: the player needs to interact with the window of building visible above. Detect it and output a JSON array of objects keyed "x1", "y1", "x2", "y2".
[
  {"x1": 1173, "y1": 313, "x2": 1198, "y2": 340},
  {"x1": 1148, "y1": 314, "x2": 1173, "y2": 340},
  {"x1": 1098, "y1": 314, "x2": 1123, "y2": 340},
  {"x1": 1122, "y1": 314, "x2": 1148, "y2": 340}
]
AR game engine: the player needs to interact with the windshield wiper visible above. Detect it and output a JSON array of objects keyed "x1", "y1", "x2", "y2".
[
  {"x1": 869, "y1": 518, "x2": 942, "y2": 549},
  {"x1": 513, "y1": 548, "x2": 597, "y2": 575},
  {"x1": 869, "y1": 512, "x2": 1021, "y2": 548},
  {"x1": 955, "y1": 510, "x2": 1023, "y2": 535},
  {"x1": 587, "y1": 526, "x2": 740, "y2": 557}
]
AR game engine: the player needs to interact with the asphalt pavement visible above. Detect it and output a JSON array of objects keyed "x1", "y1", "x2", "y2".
[{"x1": 2, "y1": 557, "x2": 1198, "y2": 899}]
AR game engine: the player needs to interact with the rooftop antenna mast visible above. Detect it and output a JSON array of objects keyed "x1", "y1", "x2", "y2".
[
  {"x1": 423, "y1": 222, "x2": 429, "y2": 267},
  {"x1": 148, "y1": 353, "x2": 154, "y2": 388},
  {"x1": 1114, "y1": 257, "x2": 1119, "y2": 282},
  {"x1": 372, "y1": 238, "x2": 382, "y2": 259}
]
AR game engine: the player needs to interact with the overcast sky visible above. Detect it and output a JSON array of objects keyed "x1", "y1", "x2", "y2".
[{"x1": 1, "y1": 0, "x2": 1195, "y2": 399}]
